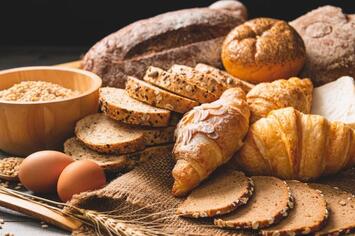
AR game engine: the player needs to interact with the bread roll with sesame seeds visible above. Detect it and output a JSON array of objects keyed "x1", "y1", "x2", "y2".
[{"x1": 222, "y1": 18, "x2": 306, "y2": 84}]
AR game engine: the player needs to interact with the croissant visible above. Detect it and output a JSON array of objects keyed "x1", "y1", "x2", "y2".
[
  {"x1": 172, "y1": 88, "x2": 250, "y2": 196},
  {"x1": 247, "y1": 77, "x2": 313, "y2": 123},
  {"x1": 235, "y1": 107, "x2": 355, "y2": 181}
]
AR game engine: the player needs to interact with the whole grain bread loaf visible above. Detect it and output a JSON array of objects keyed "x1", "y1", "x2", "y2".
[
  {"x1": 290, "y1": 6, "x2": 355, "y2": 86},
  {"x1": 82, "y1": 1, "x2": 247, "y2": 88}
]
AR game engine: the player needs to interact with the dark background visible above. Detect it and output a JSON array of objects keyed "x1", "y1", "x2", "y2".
[{"x1": 0, "y1": 0, "x2": 354, "y2": 68}]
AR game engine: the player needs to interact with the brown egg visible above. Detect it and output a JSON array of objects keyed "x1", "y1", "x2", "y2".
[
  {"x1": 57, "y1": 160, "x2": 106, "y2": 202},
  {"x1": 18, "y1": 151, "x2": 74, "y2": 193}
]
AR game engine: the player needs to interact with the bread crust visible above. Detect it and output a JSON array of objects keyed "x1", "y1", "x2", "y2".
[
  {"x1": 222, "y1": 18, "x2": 306, "y2": 83},
  {"x1": 82, "y1": 6, "x2": 246, "y2": 88},
  {"x1": 125, "y1": 76, "x2": 199, "y2": 113}
]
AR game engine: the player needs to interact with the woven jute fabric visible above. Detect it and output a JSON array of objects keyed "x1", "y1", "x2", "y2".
[
  {"x1": 68, "y1": 150, "x2": 355, "y2": 236},
  {"x1": 69, "y1": 153, "x2": 254, "y2": 236}
]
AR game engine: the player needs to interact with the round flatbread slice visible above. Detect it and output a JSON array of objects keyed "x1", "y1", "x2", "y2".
[
  {"x1": 262, "y1": 181, "x2": 328, "y2": 236},
  {"x1": 177, "y1": 169, "x2": 254, "y2": 218},
  {"x1": 214, "y1": 176, "x2": 294, "y2": 230},
  {"x1": 310, "y1": 184, "x2": 355, "y2": 236},
  {"x1": 75, "y1": 113, "x2": 145, "y2": 154},
  {"x1": 100, "y1": 87, "x2": 171, "y2": 127}
]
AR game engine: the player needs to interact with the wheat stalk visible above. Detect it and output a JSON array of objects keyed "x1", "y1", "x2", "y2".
[{"x1": 0, "y1": 186, "x2": 178, "y2": 236}]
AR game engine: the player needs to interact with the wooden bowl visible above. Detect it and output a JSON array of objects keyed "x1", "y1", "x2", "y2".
[{"x1": 0, "y1": 66, "x2": 102, "y2": 156}]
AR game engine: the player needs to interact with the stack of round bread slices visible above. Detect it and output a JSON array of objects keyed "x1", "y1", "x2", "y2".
[
  {"x1": 177, "y1": 169, "x2": 355, "y2": 235},
  {"x1": 65, "y1": 63, "x2": 248, "y2": 172}
]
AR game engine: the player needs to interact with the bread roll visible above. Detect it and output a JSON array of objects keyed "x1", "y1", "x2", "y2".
[{"x1": 222, "y1": 18, "x2": 306, "y2": 84}]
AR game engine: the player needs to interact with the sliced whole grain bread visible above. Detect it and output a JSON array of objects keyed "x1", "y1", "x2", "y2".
[
  {"x1": 125, "y1": 76, "x2": 199, "y2": 113},
  {"x1": 261, "y1": 181, "x2": 328, "y2": 236},
  {"x1": 143, "y1": 66, "x2": 216, "y2": 103},
  {"x1": 310, "y1": 184, "x2": 355, "y2": 236},
  {"x1": 141, "y1": 126, "x2": 175, "y2": 146},
  {"x1": 214, "y1": 176, "x2": 294, "y2": 230},
  {"x1": 75, "y1": 113, "x2": 145, "y2": 154},
  {"x1": 177, "y1": 169, "x2": 253, "y2": 218},
  {"x1": 194, "y1": 63, "x2": 254, "y2": 93},
  {"x1": 64, "y1": 137, "x2": 173, "y2": 172},
  {"x1": 169, "y1": 64, "x2": 223, "y2": 98},
  {"x1": 100, "y1": 87, "x2": 171, "y2": 127}
]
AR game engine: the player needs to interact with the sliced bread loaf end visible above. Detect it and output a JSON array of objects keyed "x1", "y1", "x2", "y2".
[
  {"x1": 100, "y1": 87, "x2": 171, "y2": 127},
  {"x1": 125, "y1": 76, "x2": 199, "y2": 113}
]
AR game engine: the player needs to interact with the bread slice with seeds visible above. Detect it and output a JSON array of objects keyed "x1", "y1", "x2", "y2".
[
  {"x1": 168, "y1": 65, "x2": 224, "y2": 99},
  {"x1": 75, "y1": 113, "x2": 145, "y2": 154},
  {"x1": 310, "y1": 184, "x2": 355, "y2": 236},
  {"x1": 194, "y1": 63, "x2": 254, "y2": 93},
  {"x1": 261, "y1": 181, "x2": 328, "y2": 236},
  {"x1": 143, "y1": 66, "x2": 216, "y2": 103},
  {"x1": 125, "y1": 76, "x2": 199, "y2": 113},
  {"x1": 177, "y1": 169, "x2": 253, "y2": 218},
  {"x1": 64, "y1": 137, "x2": 173, "y2": 172},
  {"x1": 100, "y1": 87, "x2": 171, "y2": 127},
  {"x1": 214, "y1": 176, "x2": 294, "y2": 230},
  {"x1": 141, "y1": 126, "x2": 175, "y2": 146}
]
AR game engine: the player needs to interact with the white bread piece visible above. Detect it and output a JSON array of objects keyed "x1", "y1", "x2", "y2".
[{"x1": 312, "y1": 76, "x2": 355, "y2": 129}]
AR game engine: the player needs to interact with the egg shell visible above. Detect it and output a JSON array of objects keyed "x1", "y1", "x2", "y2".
[
  {"x1": 18, "y1": 151, "x2": 74, "y2": 193},
  {"x1": 57, "y1": 160, "x2": 106, "y2": 202}
]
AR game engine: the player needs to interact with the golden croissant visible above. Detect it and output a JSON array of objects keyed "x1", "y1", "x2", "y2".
[
  {"x1": 247, "y1": 77, "x2": 313, "y2": 123},
  {"x1": 235, "y1": 107, "x2": 355, "y2": 180},
  {"x1": 172, "y1": 88, "x2": 250, "y2": 196}
]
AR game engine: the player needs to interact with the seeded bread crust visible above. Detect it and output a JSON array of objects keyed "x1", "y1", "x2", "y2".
[
  {"x1": 214, "y1": 176, "x2": 294, "y2": 230},
  {"x1": 177, "y1": 169, "x2": 253, "y2": 218},
  {"x1": 125, "y1": 76, "x2": 199, "y2": 113},
  {"x1": 75, "y1": 113, "x2": 145, "y2": 154},
  {"x1": 262, "y1": 180, "x2": 328, "y2": 236},
  {"x1": 143, "y1": 66, "x2": 216, "y2": 103},
  {"x1": 169, "y1": 65, "x2": 225, "y2": 98},
  {"x1": 64, "y1": 137, "x2": 173, "y2": 172},
  {"x1": 310, "y1": 184, "x2": 355, "y2": 236},
  {"x1": 194, "y1": 63, "x2": 254, "y2": 93},
  {"x1": 141, "y1": 126, "x2": 175, "y2": 146},
  {"x1": 100, "y1": 87, "x2": 171, "y2": 127}
]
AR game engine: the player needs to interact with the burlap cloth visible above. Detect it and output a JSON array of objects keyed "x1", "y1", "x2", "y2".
[{"x1": 68, "y1": 152, "x2": 355, "y2": 236}]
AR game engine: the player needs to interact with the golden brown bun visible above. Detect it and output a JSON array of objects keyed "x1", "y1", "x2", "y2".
[
  {"x1": 172, "y1": 88, "x2": 250, "y2": 196},
  {"x1": 222, "y1": 18, "x2": 306, "y2": 84}
]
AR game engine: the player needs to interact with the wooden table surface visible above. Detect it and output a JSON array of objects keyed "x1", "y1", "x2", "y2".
[{"x1": 0, "y1": 46, "x2": 87, "y2": 235}]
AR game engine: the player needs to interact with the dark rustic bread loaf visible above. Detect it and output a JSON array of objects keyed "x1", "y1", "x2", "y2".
[
  {"x1": 261, "y1": 181, "x2": 328, "y2": 236},
  {"x1": 290, "y1": 6, "x2": 355, "y2": 86},
  {"x1": 177, "y1": 169, "x2": 253, "y2": 218},
  {"x1": 214, "y1": 176, "x2": 294, "y2": 230},
  {"x1": 82, "y1": 1, "x2": 247, "y2": 88}
]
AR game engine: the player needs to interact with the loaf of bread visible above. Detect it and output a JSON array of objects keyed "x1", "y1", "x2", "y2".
[
  {"x1": 172, "y1": 87, "x2": 250, "y2": 196},
  {"x1": 290, "y1": 6, "x2": 355, "y2": 86},
  {"x1": 82, "y1": 1, "x2": 247, "y2": 88},
  {"x1": 236, "y1": 107, "x2": 355, "y2": 180}
]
